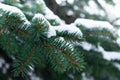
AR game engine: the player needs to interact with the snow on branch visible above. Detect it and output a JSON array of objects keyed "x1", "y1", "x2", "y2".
[
  {"x1": 77, "y1": 41, "x2": 120, "y2": 61},
  {"x1": 54, "y1": 24, "x2": 83, "y2": 37},
  {"x1": 32, "y1": 14, "x2": 83, "y2": 38},
  {"x1": 0, "y1": 3, "x2": 30, "y2": 28},
  {"x1": 32, "y1": 13, "x2": 56, "y2": 38},
  {"x1": 75, "y1": 18, "x2": 114, "y2": 29},
  {"x1": 0, "y1": 3, "x2": 24, "y2": 17}
]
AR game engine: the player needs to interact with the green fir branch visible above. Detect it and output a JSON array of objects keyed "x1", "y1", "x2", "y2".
[{"x1": 56, "y1": 31, "x2": 83, "y2": 42}]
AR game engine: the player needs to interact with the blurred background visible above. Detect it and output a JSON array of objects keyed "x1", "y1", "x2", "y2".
[
  {"x1": 0, "y1": 0, "x2": 120, "y2": 80},
  {"x1": 44, "y1": 0, "x2": 120, "y2": 25}
]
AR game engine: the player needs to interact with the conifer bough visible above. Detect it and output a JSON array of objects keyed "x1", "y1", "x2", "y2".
[
  {"x1": 0, "y1": 0, "x2": 120, "y2": 80},
  {"x1": 0, "y1": 2, "x2": 84, "y2": 77}
]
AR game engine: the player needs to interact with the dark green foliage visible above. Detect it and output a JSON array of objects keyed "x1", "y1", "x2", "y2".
[
  {"x1": 0, "y1": 0, "x2": 120, "y2": 80},
  {"x1": 75, "y1": 46, "x2": 120, "y2": 80},
  {"x1": 76, "y1": 24, "x2": 120, "y2": 51},
  {"x1": 0, "y1": 1, "x2": 85, "y2": 78},
  {"x1": 56, "y1": 31, "x2": 83, "y2": 42}
]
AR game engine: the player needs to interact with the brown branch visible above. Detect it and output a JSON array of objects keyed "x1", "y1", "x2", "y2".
[
  {"x1": 44, "y1": 42, "x2": 63, "y2": 67},
  {"x1": 11, "y1": 27, "x2": 30, "y2": 37},
  {"x1": 19, "y1": 45, "x2": 36, "y2": 73},
  {"x1": 61, "y1": 49, "x2": 76, "y2": 64},
  {"x1": 0, "y1": 22, "x2": 30, "y2": 37},
  {"x1": 35, "y1": 58, "x2": 45, "y2": 66},
  {"x1": 6, "y1": 17, "x2": 20, "y2": 22},
  {"x1": 36, "y1": 24, "x2": 43, "y2": 31},
  {"x1": 47, "y1": 41, "x2": 77, "y2": 65}
]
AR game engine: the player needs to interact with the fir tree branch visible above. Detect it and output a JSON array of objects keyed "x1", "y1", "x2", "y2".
[
  {"x1": 43, "y1": 42, "x2": 63, "y2": 68},
  {"x1": 18, "y1": 45, "x2": 36, "y2": 73},
  {"x1": 10, "y1": 27, "x2": 30, "y2": 37},
  {"x1": 46, "y1": 40, "x2": 77, "y2": 65},
  {"x1": 34, "y1": 58, "x2": 45, "y2": 67},
  {"x1": 56, "y1": 31, "x2": 83, "y2": 42},
  {"x1": 0, "y1": 22, "x2": 30, "y2": 41}
]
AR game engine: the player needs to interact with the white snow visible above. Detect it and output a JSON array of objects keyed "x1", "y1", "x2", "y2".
[
  {"x1": 32, "y1": 13, "x2": 56, "y2": 38},
  {"x1": 24, "y1": 0, "x2": 33, "y2": 8},
  {"x1": 0, "y1": 0, "x2": 4, "y2": 2},
  {"x1": 68, "y1": 74, "x2": 74, "y2": 79},
  {"x1": 32, "y1": 13, "x2": 48, "y2": 23},
  {"x1": 114, "y1": 19, "x2": 120, "y2": 26},
  {"x1": 21, "y1": 20, "x2": 31, "y2": 30},
  {"x1": 37, "y1": 0, "x2": 65, "y2": 25},
  {"x1": 102, "y1": 52, "x2": 120, "y2": 60},
  {"x1": 4, "y1": 63, "x2": 10, "y2": 70},
  {"x1": 44, "y1": 3, "x2": 65, "y2": 25},
  {"x1": 45, "y1": 13, "x2": 64, "y2": 25},
  {"x1": 73, "y1": 6, "x2": 79, "y2": 10},
  {"x1": 77, "y1": 41, "x2": 120, "y2": 60},
  {"x1": 31, "y1": 13, "x2": 84, "y2": 39},
  {"x1": 56, "y1": 0, "x2": 63, "y2": 5},
  {"x1": 44, "y1": 8, "x2": 54, "y2": 16},
  {"x1": 82, "y1": 73, "x2": 94, "y2": 80},
  {"x1": 47, "y1": 26, "x2": 56, "y2": 38},
  {"x1": 79, "y1": 14, "x2": 85, "y2": 18},
  {"x1": 67, "y1": 10, "x2": 74, "y2": 16},
  {"x1": 98, "y1": 0, "x2": 120, "y2": 20},
  {"x1": 0, "y1": 57, "x2": 5, "y2": 68},
  {"x1": 0, "y1": 3, "x2": 31, "y2": 28},
  {"x1": 0, "y1": 3, "x2": 24, "y2": 16},
  {"x1": 67, "y1": 0, "x2": 74, "y2": 4},
  {"x1": 0, "y1": 57, "x2": 10, "y2": 74},
  {"x1": 54, "y1": 24, "x2": 83, "y2": 37},
  {"x1": 75, "y1": 18, "x2": 114, "y2": 29},
  {"x1": 84, "y1": 0, "x2": 105, "y2": 16},
  {"x1": 117, "y1": 29, "x2": 120, "y2": 37},
  {"x1": 113, "y1": 63, "x2": 120, "y2": 71},
  {"x1": 55, "y1": 0, "x2": 66, "y2": 6},
  {"x1": 59, "y1": 37, "x2": 65, "y2": 41},
  {"x1": 30, "y1": 0, "x2": 64, "y2": 25},
  {"x1": 28, "y1": 70, "x2": 43, "y2": 80},
  {"x1": 0, "y1": 13, "x2": 2, "y2": 17},
  {"x1": 77, "y1": 42, "x2": 95, "y2": 51},
  {"x1": 116, "y1": 38, "x2": 120, "y2": 46},
  {"x1": 98, "y1": 46, "x2": 120, "y2": 60}
]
